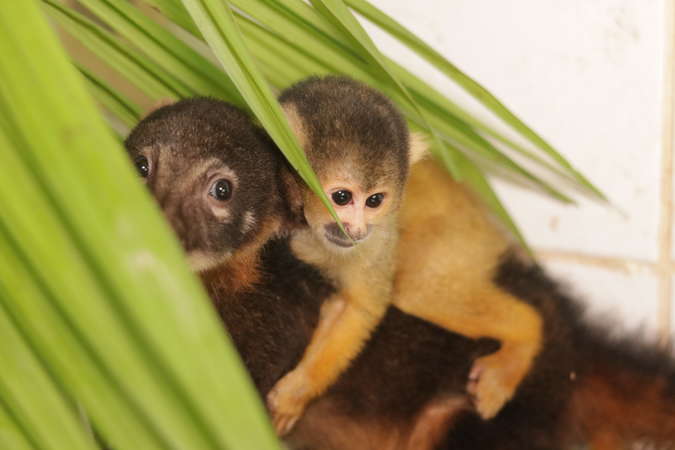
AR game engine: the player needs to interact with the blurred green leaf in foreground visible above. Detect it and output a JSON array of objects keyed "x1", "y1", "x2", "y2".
[{"x1": 0, "y1": 0, "x2": 602, "y2": 448}]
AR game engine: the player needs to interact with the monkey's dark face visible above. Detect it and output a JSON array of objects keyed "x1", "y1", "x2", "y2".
[{"x1": 125, "y1": 98, "x2": 283, "y2": 272}]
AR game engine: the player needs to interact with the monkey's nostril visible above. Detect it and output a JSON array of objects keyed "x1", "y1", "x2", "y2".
[
  {"x1": 324, "y1": 222, "x2": 370, "y2": 243},
  {"x1": 352, "y1": 225, "x2": 374, "y2": 242},
  {"x1": 350, "y1": 229, "x2": 369, "y2": 241}
]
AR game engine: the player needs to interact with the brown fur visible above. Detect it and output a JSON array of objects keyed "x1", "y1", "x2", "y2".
[
  {"x1": 289, "y1": 394, "x2": 468, "y2": 450},
  {"x1": 564, "y1": 347, "x2": 675, "y2": 448},
  {"x1": 124, "y1": 98, "x2": 289, "y2": 274},
  {"x1": 201, "y1": 215, "x2": 282, "y2": 293}
]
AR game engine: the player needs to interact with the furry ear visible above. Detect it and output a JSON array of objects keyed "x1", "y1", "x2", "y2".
[
  {"x1": 279, "y1": 164, "x2": 306, "y2": 226},
  {"x1": 280, "y1": 102, "x2": 309, "y2": 151},
  {"x1": 409, "y1": 132, "x2": 430, "y2": 165}
]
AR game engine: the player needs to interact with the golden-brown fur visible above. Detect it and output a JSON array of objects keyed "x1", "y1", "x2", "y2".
[
  {"x1": 268, "y1": 78, "x2": 414, "y2": 434},
  {"x1": 270, "y1": 76, "x2": 543, "y2": 430},
  {"x1": 395, "y1": 159, "x2": 543, "y2": 418}
]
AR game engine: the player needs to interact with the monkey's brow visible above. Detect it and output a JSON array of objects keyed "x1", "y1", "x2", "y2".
[
  {"x1": 196, "y1": 158, "x2": 239, "y2": 186},
  {"x1": 186, "y1": 157, "x2": 227, "y2": 179},
  {"x1": 201, "y1": 159, "x2": 225, "y2": 173}
]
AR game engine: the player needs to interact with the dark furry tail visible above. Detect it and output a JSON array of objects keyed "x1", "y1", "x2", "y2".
[
  {"x1": 492, "y1": 253, "x2": 675, "y2": 449},
  {"x1": 564, "y1": 328, "x2": 675, "y2": 449}
]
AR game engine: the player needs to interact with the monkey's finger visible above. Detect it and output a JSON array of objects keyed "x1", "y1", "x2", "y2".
[
  {"x1": 280, "y1": 414, "x2": 301, "y2": 436},
  {"x1": 467, "y1": 364, "x2": 483, "y2": 396},
  {"x1": 274, "y1": 415, "x2": 291, "y2": 436}
]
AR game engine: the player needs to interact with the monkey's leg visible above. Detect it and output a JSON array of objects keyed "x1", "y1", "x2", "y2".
[
  {"x1": 267, "y1": 292, "x2": 388, "y2": 435},
  {"x1": 394, "y1": 285, "x2": 542, "y2": 419}
]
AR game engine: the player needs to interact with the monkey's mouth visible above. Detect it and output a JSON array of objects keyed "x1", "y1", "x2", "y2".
[{"x1": 324, "y1": 233, "x2": 357, "y2": 248}]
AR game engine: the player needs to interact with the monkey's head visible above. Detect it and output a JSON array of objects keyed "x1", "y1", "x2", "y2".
[
  {"x1": 125, "y1": 98, "x2": 285, "y2": 272},
  {"x1": 279, "y1": 76, "x2": 427, "y2": 251}
]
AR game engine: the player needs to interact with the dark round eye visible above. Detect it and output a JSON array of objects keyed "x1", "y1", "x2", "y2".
[
  {"x1": 331, "y1": 190, "x2": 352, "y2": 206},
  {"x1": 134, "y1": 155, "x2": 149, "y2": 178},
  {"x1": 365, "y1": 193, "x2": 384, "y2": 208},
  {"x1": 209, "y1": 179, "x2": 232, "y2": 201}
]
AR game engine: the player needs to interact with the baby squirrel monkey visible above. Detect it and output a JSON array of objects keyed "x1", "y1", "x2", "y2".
[{"x1": 268, "y1": 76, "x2": 543, "y2": 435}]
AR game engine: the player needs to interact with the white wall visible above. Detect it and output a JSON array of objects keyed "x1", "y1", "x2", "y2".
[{"x1": 363, "y1": 0, "x2": 673, "y2": 338}]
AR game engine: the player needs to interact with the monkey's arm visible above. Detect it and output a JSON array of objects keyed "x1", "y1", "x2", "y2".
[{"x1": 267, "y1": 279, "x2": 390, "y2": 435}]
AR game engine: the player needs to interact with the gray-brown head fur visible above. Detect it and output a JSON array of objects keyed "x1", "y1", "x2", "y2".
[
  {"x1": 124, "y1": 98, "x2": 286, "y2": 272},
  {"x1": 279, "y1": 76, "x2": 410, "y2": 191},
  {"x1": 279, "y1": 76, "x2": 416, "y2": 249}
]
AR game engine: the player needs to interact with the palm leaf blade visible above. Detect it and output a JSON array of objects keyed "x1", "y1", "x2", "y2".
[{"x1": 0, "y1": 1, "x2": 280, "y2": 449}]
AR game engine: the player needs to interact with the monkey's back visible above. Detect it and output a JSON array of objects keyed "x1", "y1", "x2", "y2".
[{"x1": 395, "y1": 158, "x2": 515, "y2": 306}]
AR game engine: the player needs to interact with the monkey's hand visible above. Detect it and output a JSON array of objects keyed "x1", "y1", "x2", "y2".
[
  {"x1": 267, "y1": 368, "x2": 311, "y2": 436},
  {"x1": 467, "y1": 346, "x2": 530, "y2": 419}
]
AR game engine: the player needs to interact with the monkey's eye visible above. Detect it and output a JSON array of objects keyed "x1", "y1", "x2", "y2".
[
  {"x1": 331, "y1": 190, "x2": 352, "y2": 206},
  {"x1": 365, "y1": 193, "x2": 384, "y2": 208},
  {"x1": 134, "y1": 155, "x2": 150, "y2": 178},
  {"x1": 209, "y1": 179, "x2": 232, "y2": 201}
]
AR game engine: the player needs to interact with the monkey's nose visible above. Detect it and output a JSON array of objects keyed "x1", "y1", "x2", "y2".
[
  {"x1": 324, "y1": 222, "x2": 362, "y2": 243},
  {"x1": 344, "y1": 225, "x2": 369, "y2": 241}
]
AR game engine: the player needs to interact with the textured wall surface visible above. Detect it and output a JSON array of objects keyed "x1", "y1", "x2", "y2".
[{"x1": 363, "y1": 0, "x2": 673, "y2": 339}]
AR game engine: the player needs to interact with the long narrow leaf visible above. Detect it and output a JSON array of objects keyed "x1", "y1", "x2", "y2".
[
  {"x1": 0, "y1": 1, "x2": 280, "y2": 449},
  {"x1": 143, "y1": 0, "x2": 200, "y2": 35},
  {"x1": 76, "y1": 0, "x2": 244, "y2": 104},
  {"x1": 44, "y1": 0, "x2": 182, "y2": 100},
  {"x1": 79, "y1": 64, "x2": 143, "y2": 127}
]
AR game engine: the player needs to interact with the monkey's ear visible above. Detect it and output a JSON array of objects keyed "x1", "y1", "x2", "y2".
[
  {"x1": 280, "y1": 165, "x2": 306, "y2": 225},
  {"x1": 409, "y1": 132, "x2": 430, "y2": 165},
  {"x1": 280, "y1": 103, "x2": 309, "y2": 150}
]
